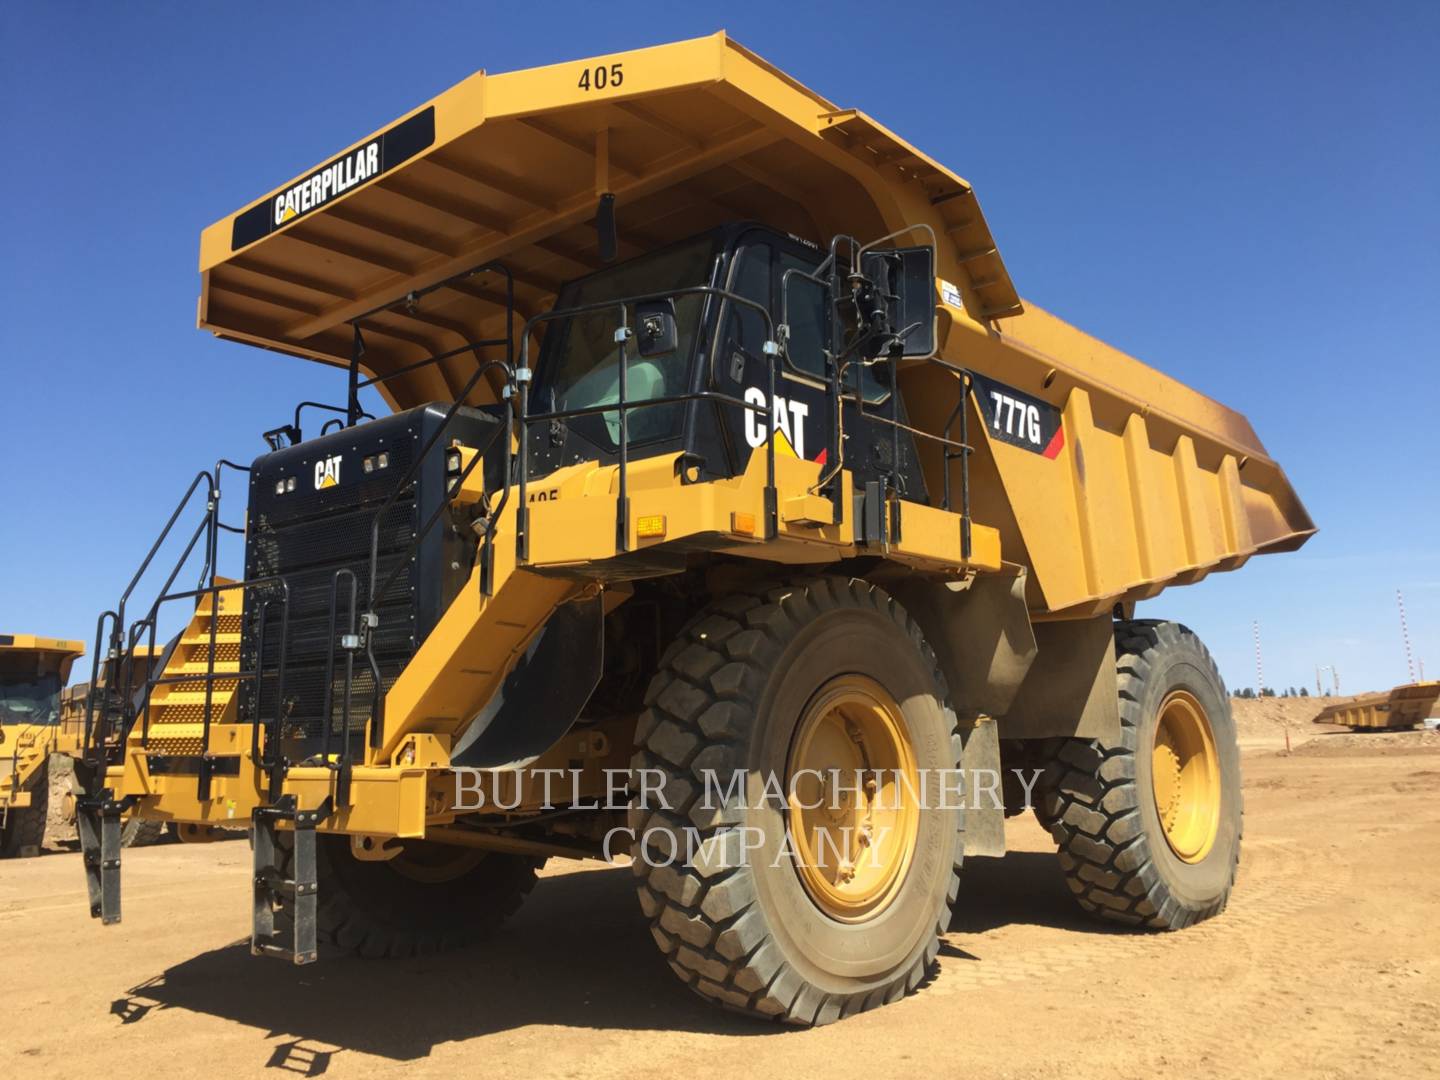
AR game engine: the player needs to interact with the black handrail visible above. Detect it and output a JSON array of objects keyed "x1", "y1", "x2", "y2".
[
  {"x1": 251, "y1": 587, "x2": 291, "y2": 801},
  {"x1": 940, "y1": 371, "x2": 975, "y2": 559},
  {"x1": 82, "y1": 458, "x2": 252, "y2": 774},
  {"x1": 214, "y1": 459, "x2": 252, "y2": 534},
  {"x1": 349, "y1": 264, "x2": 518, "y2": 751},
  {"x1": 363, "y1": 359, "x2": 516, "y2": 610},
  {"x1": 346, "y1": 260, "x2": 516, "y2": 424},
  {"x1": 320, "y1": 569, "x2": 358, "y2": 786},
  {"x1": 81, "y1": 610, "x2": 119, "y2": 757},
  {"x1": 83, "y1": 469, "x2": 216, "y2": 766}
]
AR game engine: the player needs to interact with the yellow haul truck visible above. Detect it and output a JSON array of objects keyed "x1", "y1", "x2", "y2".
[
  {"x1": 1, "y1": 635, "x2": 85, "y2": 857},
  {"x1": 1, "y1": 638, "x2": 167, "y2": 856},
  {"x1": 59, "y1": 647, "x2": 172, "y2": 847},
  {"x1": 75, "y1": 34, "x2": 1314, "y2": 1024}
]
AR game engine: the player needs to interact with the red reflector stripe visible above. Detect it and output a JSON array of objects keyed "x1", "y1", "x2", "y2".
[{"x1": 1042, "y1": 426, "x2": 1065, "y2": 460}]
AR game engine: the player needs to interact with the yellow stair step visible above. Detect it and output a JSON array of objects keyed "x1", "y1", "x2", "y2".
[{"x1": 180, "y1": 632, "x2": 243, "y2": 646}]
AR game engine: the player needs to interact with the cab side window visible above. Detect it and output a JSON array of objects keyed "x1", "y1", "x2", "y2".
[
  {"x1": 721, "y1": 242, "x2": 772, "y2": 385},
  {"x1": 778, "y1": 250, "x2": 827, "y2": 382}
]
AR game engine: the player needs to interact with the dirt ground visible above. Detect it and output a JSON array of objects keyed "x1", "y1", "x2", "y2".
[{"x1": 4, "y1": 725, "x2": 1439, "y2": 1080}]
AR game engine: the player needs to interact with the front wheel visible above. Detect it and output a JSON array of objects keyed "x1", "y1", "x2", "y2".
[
  {"x1": 275, "y1": 835, "x2": 543, "y2": 957},
  {"x1": 630, "y1": 578, "x2": 964, "y2": 1025},
  {"x1": 0, "y1": 762, "x2": 49, "y2": 858},
  {"x1": 1036, "y1": 620, "x2": 1242, "y2": 929}
]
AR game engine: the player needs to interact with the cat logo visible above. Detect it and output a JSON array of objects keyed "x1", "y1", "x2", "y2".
[
  {"x1": 742, "y1": 387, "x2": 810, "y2": 459},
  {"x1": 314, "y1": 454, "x2": 343, "y2": 490}
]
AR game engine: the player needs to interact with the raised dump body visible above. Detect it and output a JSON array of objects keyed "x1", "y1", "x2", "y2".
[
  {"x1": 198, "y1": 33, "x2": 1312, "y2": 619},
  {"x1": 80, "y1": 34, "x2": 1314, "y2": 1025},
  {"x1": 1315, "y1": 682, "x2": 1440, "y2": 730}
]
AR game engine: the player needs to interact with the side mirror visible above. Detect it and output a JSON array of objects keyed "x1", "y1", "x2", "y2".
[
  {"x1": 860, "y1": 245, "x2": 935, "y2": 358},
  {"x1": 635, "y1": 299, "x2": 678, "y2": 358}
]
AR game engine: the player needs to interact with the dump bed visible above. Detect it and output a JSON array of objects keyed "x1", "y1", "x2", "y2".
[
  {"x1": 196, "y1": 32, "x2": 1313, "y2": 616},
  {"x1": 1314, "y1": 683, "x2": 1440, "y2": 730}
]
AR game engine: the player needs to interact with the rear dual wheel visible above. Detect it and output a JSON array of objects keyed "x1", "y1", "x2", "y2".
[
  {"x1": 630, "y1": 578, "x2": 964, "y2": 1025},
  {"x1": 1036, "y1": 620, "x2": 1242, "y2": 928},
  {"x1": 121, "y1": 817, "x2": 168, "y2": 848}
]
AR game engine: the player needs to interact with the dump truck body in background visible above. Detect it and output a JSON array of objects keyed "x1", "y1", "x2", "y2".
[
  {"x1": 77, "y1": 34, "x2": 1313, "y2": 1024},
  {"x1": 1315, "y1": 682, "x2": 1440, "y2": 731}
]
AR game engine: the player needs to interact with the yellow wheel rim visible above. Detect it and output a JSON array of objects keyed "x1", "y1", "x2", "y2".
[
  {"x1": 1151, "y1": 689, "x2": 1221, "y2": 863},
  {"x1": 786, "y1": 675, "x2": 920, "y2": 922}
]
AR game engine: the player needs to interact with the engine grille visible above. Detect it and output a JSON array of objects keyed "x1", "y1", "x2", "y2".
[
  {"x1": 235, "y1": 403, "x2": 499, "y2": 756},
  {"x1": 240, "y1": 441, "x2": 418, "y2": 746}
]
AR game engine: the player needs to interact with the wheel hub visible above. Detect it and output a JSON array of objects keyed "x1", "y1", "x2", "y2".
[
  {"x1": 1150, "y1": 689, "x2": 1221, "y2": 863},
  {"x1": 387, "y1": 841, "x2": 488, "y2": 884},
  {"x1": 786, "y1": 674, "x2": 920, "y2": 922}
]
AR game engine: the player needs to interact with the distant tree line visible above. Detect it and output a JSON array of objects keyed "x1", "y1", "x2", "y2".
[{"x1": 1232, "y1": 687, "x2": 1310, "y2": 698}]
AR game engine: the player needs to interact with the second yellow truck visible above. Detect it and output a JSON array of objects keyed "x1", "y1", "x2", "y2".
[{"x1": 1, "y1": 635, "x2": 84, "y2": 857}]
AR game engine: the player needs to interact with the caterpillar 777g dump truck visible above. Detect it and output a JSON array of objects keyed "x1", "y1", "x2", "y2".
[{"x1": 75, "y1": 34, "x2": 1314, "y2": 1024}]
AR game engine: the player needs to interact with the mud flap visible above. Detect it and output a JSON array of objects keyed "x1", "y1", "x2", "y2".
[
  {"x1": 450, "y1": 595, "x2": 604, "y2": 769},
  {"x1": 960, "y1": 717, "x2": 1006, "y2": 857}
]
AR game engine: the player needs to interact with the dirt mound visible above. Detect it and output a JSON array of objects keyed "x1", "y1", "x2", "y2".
[
  {"x1": 44, "y1": 753, "x2": 76, "y2": 846},
  {"x1": 1230, "y1": 694, "x2": 1351, "y2": 734},
  {"x1": 1284, "y1": 729, "x2": 1440, "y2": 757}
]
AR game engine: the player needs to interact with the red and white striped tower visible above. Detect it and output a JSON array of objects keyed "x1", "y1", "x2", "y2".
[
  {"x1": 1253, "y1": 620, "x2": 1265, "y2": 695},
  {"x1": 1397, "y1": 589, "x2": 1416, "y2": 684}
]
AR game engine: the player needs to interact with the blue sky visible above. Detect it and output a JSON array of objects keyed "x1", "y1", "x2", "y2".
[{"x1": 1, "y1": 2, "x2": 1435, "y2": 693}]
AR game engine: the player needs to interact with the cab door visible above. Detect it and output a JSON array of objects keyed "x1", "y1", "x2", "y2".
[{"x1": 704, "y1": 232, "x2": 833, "y2": 476}]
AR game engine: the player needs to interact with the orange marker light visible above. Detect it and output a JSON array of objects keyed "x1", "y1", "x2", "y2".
[{"x1": 730, "y1": 512, "x2": 757, "y2": 536}]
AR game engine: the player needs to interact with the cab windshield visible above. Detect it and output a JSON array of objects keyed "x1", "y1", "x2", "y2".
[
  {"x1": 0, "y1": 659, "x2": 62, "y2": 726},
  {"x1": 538, "y1": 234, "x2": 718, "y2": 448}
]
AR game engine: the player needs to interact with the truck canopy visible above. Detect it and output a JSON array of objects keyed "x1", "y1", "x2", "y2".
[{"x1": 199, "y1": 33, "x2": 1020, "y2": 404}]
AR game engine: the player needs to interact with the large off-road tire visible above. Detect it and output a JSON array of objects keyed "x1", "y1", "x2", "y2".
[
  {"x1": 1035, "y1": 619, "x2": 1242, "y2": 929},
  {"x1": 630, "y1": 577, "x2": 964, "y2": 1025},
  {"x1": 121, "y1": 817, "x2": 168, "y2": 848},
  {"x1": 1, "y1": 762, "x2": 49, "y2": 858},
  {"x1": 276, "y1": 835, "x2": 543, "y2": 957}
]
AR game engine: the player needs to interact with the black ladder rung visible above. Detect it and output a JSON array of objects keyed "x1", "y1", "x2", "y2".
[
  {"x1": 251, "y1": 797, "x2": 329, "y2": 966},
  {"x1": 251, "y1": 942, "x2": 318, "y2": 964},
  {"x1": 77, "y1": 794, "x2": 129, "y2": 925}
]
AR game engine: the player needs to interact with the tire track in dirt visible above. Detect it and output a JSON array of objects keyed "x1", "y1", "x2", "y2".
[{"x1": 928, "y1": 835, "x2": 1346, "y2": 995}]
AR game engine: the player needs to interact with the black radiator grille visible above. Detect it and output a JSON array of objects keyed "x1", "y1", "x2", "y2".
[
  {"x1": 241, "y1": 443, "x2": 418, "y2": 746},
  {"x1": 236, "y1": 403, "x2": 500, "y2": 755}
]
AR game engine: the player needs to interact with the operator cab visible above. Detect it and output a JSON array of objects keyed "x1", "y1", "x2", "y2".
[
  {"x1": 0, "y1": 639, "x2": 83, "y2": 728},
  {"x1": 0, "y1": 660, "x2": 62, "y2": 727},
  {"x1": 527, "y1": 223, "x2": 931, "y2": 503}
]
